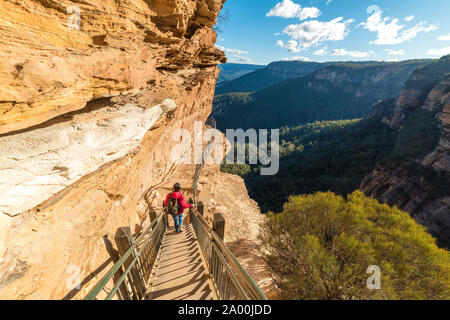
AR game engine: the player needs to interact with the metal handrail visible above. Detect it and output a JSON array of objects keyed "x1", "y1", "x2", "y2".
[
  {"x1": 188, "y1": 127, "x2": 269, "y2": 299},
  {"x1": 211, "y1": 231, "x2": 267, "y2": 300},
  {"x1": 83, "y1": 205, "x2": 266, "y2": 300},
  {"x1": 193, "y1": 135, "x2": 216, "y2": 207},
  {"x1": 84, "y1": 212, "x2": 166, "y2": 300},
  {"x1": 190, "y1": 208, "x2": 268, "y2": 300}
]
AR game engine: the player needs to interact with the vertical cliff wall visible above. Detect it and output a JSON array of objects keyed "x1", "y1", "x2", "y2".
[
  {"x1": 361, "y1": 56, "x2": 450, "y2": 248},
  {"x1": 0, "y1": 0, "x2": 226, "y2": 299}
]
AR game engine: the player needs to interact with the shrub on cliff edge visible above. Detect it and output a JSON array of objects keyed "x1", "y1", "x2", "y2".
[{"x1": 260, "y1": 191, "x2": 450, "y2": 300}]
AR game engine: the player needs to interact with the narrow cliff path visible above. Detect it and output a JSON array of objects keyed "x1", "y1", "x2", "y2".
[
  {"x1": 146, "y1": 224, "x2": 216, "y2": 300},
  {"x1": 148, "y1": 163, "x2": 274, "y2": 297}
]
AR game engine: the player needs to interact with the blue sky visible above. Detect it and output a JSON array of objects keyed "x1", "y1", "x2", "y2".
[{"x1": 215, "y1": 0, "x2": 450, "y2": 65}]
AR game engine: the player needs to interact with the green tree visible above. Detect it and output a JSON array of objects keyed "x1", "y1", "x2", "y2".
[
  {"x1": 260, "y1": 191, "x2": 450, "y2": 300},
  {"x1": 222, "y1": 118, "x2": 398, "y2": 213}
]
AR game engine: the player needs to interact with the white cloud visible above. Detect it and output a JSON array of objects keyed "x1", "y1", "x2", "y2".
[
  {"x1": 281, "y1": 17, "x2": 354, "y2": 50},
  {"x1": 267, "y1": 0, "x2": 321, "y2": 20},
  {"x1": 385, "y1": 49, "x2": 405, "y2": 56},
  {"x1": 267, "y1": 0, "x2": 300, "y2": 18},
  {"x1": 281, "y1": 56, "x2": 311, "y2": 62},
  {"x1": 331, "y1": 48, "x2": 374, "y2": 58},
  {"x1": 326, "y1": 0, "x2": 333, "y2": 5},
  {"x1": 277, "y1": 40, "x2": 301, "y2": 53},
  {"x1": 314, "y1": 46, "x2": 328, "y2": 56},
  {"x1": 231, "y1": 54, "x2": 253, "y2": 63},
  {"x1": 427, "y1": 47, "x2": 450, "y2": 56},
  {"x1": 298, "y1": 7, "x2": 321, "y2": 20},
  {"x1": 438, "y1": 34, "x2": 450, "y2": 41},
  {"x1": 404, "y1": 15, "x2": 415, "y2": 22},
  {"x1": 215, "y1": 45, "x2": 249, "y2": 55},
  {"x1": 360, "y1": 5, "x2": 438, "y2": 45}
]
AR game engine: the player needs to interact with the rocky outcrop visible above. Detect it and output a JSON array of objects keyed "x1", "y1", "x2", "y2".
[
  {"x1": 0, "y1": 0, "x2": 225, "y2": 135},
  {"x1": 384, "y1": 55, "x2": 450, "y2": 129},
  {"x1": 362, "y1": 62, "x2": 450, "y2": 248},
  {"x1": 360, "y1": 160, "x2": 450, "y2": 247},
  {"x1": 366, "y1": 99, "x2": 396, "y2": 120},
  {"x1": 0, "y1": 0, "x2": 226, "y2": 299},
  {"x1": 423, "y1": 74, "x2": 450, "y2": 111}
]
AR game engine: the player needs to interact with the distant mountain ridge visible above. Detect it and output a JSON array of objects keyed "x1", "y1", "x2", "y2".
[
  {"x1": 215, "y1": 60, "x2": 422, "y2": 95},
  {"x1": 215, "y1": 61, "x2": 327, "y2": 95},
  {"x1": 213, "y1": 60, "x2": 433, "y2": 131},
  {"x1": 217, "y1": 63, "x2": 265, "y2": 84}
]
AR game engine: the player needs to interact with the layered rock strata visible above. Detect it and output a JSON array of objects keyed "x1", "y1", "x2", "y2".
[{"x1": 0, "y1": 0, "x2": 227, "y2": 299}]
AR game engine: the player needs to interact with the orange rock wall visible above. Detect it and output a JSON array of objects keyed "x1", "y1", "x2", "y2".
[{"x1": 0, "y1": 0, "x2": 226, "y2": 299}]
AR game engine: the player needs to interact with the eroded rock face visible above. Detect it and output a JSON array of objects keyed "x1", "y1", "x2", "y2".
[
  {"x1": 362, "y1": 73, "x2": 450, "y2": 247},
  {"x1": 0, "y1": 0, "x2": 226, "y2": 299},
  {"x1": 423, "y1": 75, "x2": 450, "y2": 111},
  {"x1": 361, "y1": 159, "x2": 450, "y2": 245},
  {"x1": 0, "y1": 99, "x2": 176, "y2": 216},
  {"x1": 384, "y1": 55, "x2": 450, "y2": 129},
  {"x1": 385, "y1": 76, "x2": 450, "y2": 129},
  {"x1": 0, "y1": 0, "x2": 224, "y2": 134}
]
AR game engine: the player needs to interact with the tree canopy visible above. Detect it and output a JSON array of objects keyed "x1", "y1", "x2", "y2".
[{"x1": 260, "y1": 191, "x2": 450, "y2": 300}]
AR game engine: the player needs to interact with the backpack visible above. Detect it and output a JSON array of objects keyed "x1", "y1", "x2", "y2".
[{"x1": 167, "y1": 193, "x2": 181, "y2": 216}]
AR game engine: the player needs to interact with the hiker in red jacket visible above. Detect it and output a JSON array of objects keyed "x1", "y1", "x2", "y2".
[{"x1": 164, "y1": 183, "x2": 193, "y2": 232}]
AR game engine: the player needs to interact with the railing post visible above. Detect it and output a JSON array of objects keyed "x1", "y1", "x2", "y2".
[
  {"x1": 148, "y1": 207, "x2": 157, "y2": 223},
  {"x1": 114, "y1": 227, "x2": 145, "y2": 300},
  {"x1": 163, "y1": 201, "x2": 170, "y2": 228},
  {"x1": 197, "y1": 201, "x2": 204, "y2": 216},
  {"x1": 213, "y1": 213, "x2": 225, "y2": 241},
  {"x1": 104, "y1": 235, "x2": 129, "y2": 300},
  {"x1": 189, "y1": 206, "x2": 194, "y2": 224}
]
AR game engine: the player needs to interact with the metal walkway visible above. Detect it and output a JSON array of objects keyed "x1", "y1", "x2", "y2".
[
  {"x1": 146, "y1": 224, "x2": 216, "y2": 300},
  {"x1": 84, "y1": 136, "x2": 266, "y2": 300},
  {"x1": 84, "y1": 207, "x2": 267, "y2": 300}
]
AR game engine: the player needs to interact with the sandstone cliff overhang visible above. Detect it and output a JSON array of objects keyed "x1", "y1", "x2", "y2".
[
  {"x1": 0, "y1": 0, "x2": 226, "y2": 216},
  {"x1": 0, "y1": 0, "x2": 226, "y2": 136}
]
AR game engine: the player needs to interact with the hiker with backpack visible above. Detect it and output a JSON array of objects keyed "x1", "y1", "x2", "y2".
[{"x1": 163, "y1": 183, "x2": 193, "y2": 233}]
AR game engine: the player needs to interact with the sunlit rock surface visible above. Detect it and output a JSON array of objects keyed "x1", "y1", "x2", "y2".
[
  {"x1": 0, "y1": 0, "x2": 227, "y2": 299},
  {"x1": 0, "y1": 99, "x2": 176, "y2": 216}
]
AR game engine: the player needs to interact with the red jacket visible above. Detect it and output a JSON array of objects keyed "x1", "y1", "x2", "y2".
[{"x1": 164, "y1": 191, "x2": 193, "y2": 215}]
